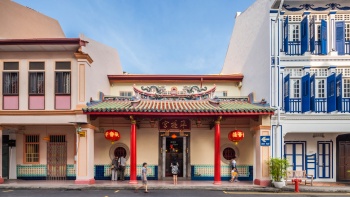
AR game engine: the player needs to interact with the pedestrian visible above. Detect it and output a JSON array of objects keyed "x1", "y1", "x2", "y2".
[
  {"x1": 135, "y1": 162, "x2": 149, "y2": 193},
  {"x1": 111, "y1": 156, "x2": 119, "y2": 181},
  {"x1": 171, "y1": 161, "x2": 179, "y2": 185},
  {"x1": 231, "y1": 157, "x2": 237, "y2": 169},
  {"x1": 230, "y1": 167, "x2": 239, "y2": 182},
  {"x1": 118, "y1": 155, "x2": 126, "y2": 181}
]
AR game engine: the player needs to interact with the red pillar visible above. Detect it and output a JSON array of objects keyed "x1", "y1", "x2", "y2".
[
  {"x1": 214, "y1": 117, "x2": 221, "y2": 185},
  {"x1": 129, "y1": 119, "x2": 137, "y2": 184}
]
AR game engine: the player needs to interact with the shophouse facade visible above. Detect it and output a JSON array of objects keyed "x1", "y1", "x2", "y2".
[{"x1": 222, "y1": 0, "x2": 350, "y2": 182}]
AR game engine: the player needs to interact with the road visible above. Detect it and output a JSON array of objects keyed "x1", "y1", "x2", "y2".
[{"x1": 1, "y1": 189, "x2": 350, "y2": 197}]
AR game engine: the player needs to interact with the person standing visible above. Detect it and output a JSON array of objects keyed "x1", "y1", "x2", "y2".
[
  {"x1": 111, "y1": 156, "x2": 119, "y2": 181},
  {"x1": 135, "y1": 162, "x2": 149, "y2": 193},
  {"x1": 231, "y1": 157, "x2": 237, "y2": 169},
  {"x1": 171, "y1": 161, "x2": 179, "y2": 185},
  {"x1": 118, "y1": 155, "x2": 126, "y2": 181},
  {"x1": 230, "y1": 167, "x2": 239, "y2": 182}
]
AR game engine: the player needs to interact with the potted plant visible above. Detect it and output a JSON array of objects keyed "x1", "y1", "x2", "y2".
[{"x1": 268, "y1": 157, "x2": 289, "y2": 188}]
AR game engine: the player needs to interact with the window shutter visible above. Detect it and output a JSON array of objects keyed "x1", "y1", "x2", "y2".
[
  {"x1": 284, "y1": 74, "x2": 290, "y2": 112},
  {"x1": 310, "y1": 16, "x2": 315, "y2": 53},
  {"x1": 321, "y1": 20, "x2": 327, "y2": 55},
  {"x1": 310, "y1": 74, "x2": 316, "y2": 111},
  {"x1": 336, "y1": 73, "x2": 343, "y2": 112},
  {"x1": 284, "y1": 16, "x2": 289, "y2": 53},
  {"x1": 302, "y1": 73, "x2": 311, "y2": 113},
  {"x1": 301, "y1": 16, "x2": 309, "y2": 55},
  {"x1": 327, "y1": 73, "x2": 336, "y2": 112},
  {"x1": 336, "y1": 21, "x2": 345, "y2": 55}
]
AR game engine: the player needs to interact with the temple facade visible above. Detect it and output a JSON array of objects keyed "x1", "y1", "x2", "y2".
[{"x1": 0, "y1": 0, "x2": 275, "y2": 185}]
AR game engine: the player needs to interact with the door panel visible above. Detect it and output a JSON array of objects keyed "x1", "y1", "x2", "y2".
[
  {"x1": 339, "y1": 143, "x2": 346, "y2": 180},
  {"x1": 285, "y1": 142, "x2": 305, "y2": 171},
  {"x1": 2, "y1": 135, "x2": 9, "y2": 179},
  {"x1": 318, "y1": 142, "x2": 331, "y2": 178}
]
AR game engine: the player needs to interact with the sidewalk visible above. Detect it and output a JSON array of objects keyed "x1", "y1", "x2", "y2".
[{"x1": 0, "y1": 180, "x2": 349, "y2": 193}]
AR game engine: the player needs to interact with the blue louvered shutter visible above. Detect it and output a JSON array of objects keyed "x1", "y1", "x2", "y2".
[
  {"x1": 321, "y1": 20, "x2": 327, "y2": 55},
  {"x1": 301, "y1": 16, "x2": 309, "y2": 55},
  {"x1": 310, "y1": 17, "x2": 315, "y2": 53},
  {"x1": 284, "y1": 74, "x2": 290, "y2": 112},
  {"x1": 336, "y1": 73, "x2": 343, "y2": 112},
  {"x1": 327, "y1": 73, "x2": 336, "y2": 112},
  {"x1": 336, "y1": 21, "x2": 345, "y2": 55},
  {"x1": 284, "y1": 16, "x2": 289, "y2": 53},
  {"x1": 310, "y1": 74, "x2": 316, "y2": 111},
  {"x1": 302, "y1": 73, "x2": 311, "y2": 113}
]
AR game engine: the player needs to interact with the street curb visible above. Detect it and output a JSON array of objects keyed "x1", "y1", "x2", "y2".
[{"x1": 1, "y1": 185, "x2": 350, "y2": 193}]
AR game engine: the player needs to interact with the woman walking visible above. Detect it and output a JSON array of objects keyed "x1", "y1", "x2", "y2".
[
  {"x1": 171, "y1": 161, "x2": 179, "y2": 185},
  {"x1": 135, "y1": 162, "x2": 149, "y2": 193}
]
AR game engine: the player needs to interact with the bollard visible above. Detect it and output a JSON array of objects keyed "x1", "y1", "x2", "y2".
[{"x1": 292, "y1": 178, "x2": 302, "y2": 193}]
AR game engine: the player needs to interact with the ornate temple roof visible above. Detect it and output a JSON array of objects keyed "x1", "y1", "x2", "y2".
[
  {"x1": 83, "y1": 99, "x2": 274, "y2": 115},
  {"x1": 83, "y1": 85, "x2": 275, "y2": 115}
]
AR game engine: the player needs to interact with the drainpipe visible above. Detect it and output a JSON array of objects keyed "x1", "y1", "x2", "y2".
[{"x1": 274, "y1": 0, "x2": 284, "y2": 158}]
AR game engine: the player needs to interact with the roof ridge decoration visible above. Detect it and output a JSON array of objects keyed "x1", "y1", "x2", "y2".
[
  {"x1": 283, "y1": 3, "x2": 350, "y2": 12},
  {"x1": 133, "y1": 84, "x2": 217, "y2": 100}
]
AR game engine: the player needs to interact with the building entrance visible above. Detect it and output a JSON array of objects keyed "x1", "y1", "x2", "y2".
[{"x1": 159, "y1": 133, "x2": 190, "y2": 179}]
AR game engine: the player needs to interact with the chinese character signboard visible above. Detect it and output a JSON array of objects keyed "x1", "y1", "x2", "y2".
[{"x1": 159, "y1": 119, "x2": 191, "y2": 131}]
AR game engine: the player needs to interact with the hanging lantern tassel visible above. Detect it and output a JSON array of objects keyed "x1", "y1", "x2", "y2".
[{"x1": 228, "y1": 129, "x2": 244, "y2": 145}]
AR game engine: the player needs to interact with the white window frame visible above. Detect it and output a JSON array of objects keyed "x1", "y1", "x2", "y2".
[
  {"x1": 316, "y1": 79, "x2": 326, "y2": 98},
  {"x1": 288, "y1": 24, "x2": 300, "y2": 42},
  {"x1": 290, "y1": 79, "x2": 300, "y2": 98},
  {"x1": 344, "y1": 78, "x2": 350, "y2": 98}
]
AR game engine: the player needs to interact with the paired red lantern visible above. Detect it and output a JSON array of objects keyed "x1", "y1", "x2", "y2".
[
  {"x1": 228, "y1": 129, "x2": 244, "y2": 145},
  {"x1": 104, "y1": 129, "x2": 121, "y2": 144}
]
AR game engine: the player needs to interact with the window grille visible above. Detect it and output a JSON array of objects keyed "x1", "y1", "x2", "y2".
[
  {"x1": 25, "y1": 135, "x2": 40, "y2": 163},
  {"x1": 284, "y1": 15, "x2": 302, "y2": 22},
  {"x1": 120, "y1": 91, "x2": 132, "y2": 97},
  {"x1": 114, "y1": 147, "x2": 127, "y2": 158},
  {"x1": 335, "y1": 14, "x2": 350, "y2": 21},
  {"x1": 310, "y1": 68, "x2": 328, "y2": 77},
  {"x1": 284, "y1": 68, "x2": 303, "y2": 77},
  {"x1": 223, "y1": 147, "x2": 236, "y2": 160},
  {"x1": 336, "y1": 68, "x2": 350, "y2": 77}
]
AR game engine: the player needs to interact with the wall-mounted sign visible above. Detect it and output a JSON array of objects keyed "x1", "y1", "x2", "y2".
[{"x1": 159, "y1": 119, "x2": 191, "y2": 131}]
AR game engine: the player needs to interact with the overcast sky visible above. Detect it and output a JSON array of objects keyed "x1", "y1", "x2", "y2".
[{"x1": 14, "y1": 0, "x2": 255, "y2": 74}]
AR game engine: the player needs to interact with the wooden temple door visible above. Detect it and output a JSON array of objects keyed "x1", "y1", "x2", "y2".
[{"x1": 47, "y1": 135, "x2": 67, "y2": 180}]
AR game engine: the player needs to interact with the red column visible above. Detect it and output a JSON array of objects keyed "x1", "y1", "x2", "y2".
[
  {"x1": 129, "y1": 119, "x2": 137, "y2": 184},
  {"x1": 214, "y1": 118, "x2": 221, "y2": 185}
]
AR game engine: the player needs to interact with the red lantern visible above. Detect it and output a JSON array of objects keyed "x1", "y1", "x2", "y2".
[
  {"x1": 228, "y1": 129, "x2": 244, "y2": 145},
  {"x1": 104, "y1": 129, "x2": 121, "y2": 144}
]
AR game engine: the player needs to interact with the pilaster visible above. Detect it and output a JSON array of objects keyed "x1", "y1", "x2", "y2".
[
  {"x1": 251, "y1": 125, "x2": 271, "y2": 187},
  {"x1": 75, "y1": 124, "x2": 95, "y2": 184},
  {"x1": 0, "y1": 128, "x2": 4, "y2": 184}
]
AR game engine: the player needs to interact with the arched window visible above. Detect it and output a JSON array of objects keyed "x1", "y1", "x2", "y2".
[
  {"x1": 114, "y1": 147, "x2": 126, "y2": 158},
  {"x1": 223, "y1": 147, "x2": 236, "y2": 160}
]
